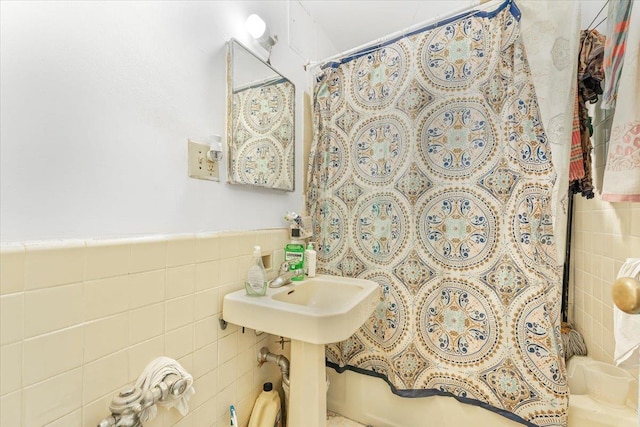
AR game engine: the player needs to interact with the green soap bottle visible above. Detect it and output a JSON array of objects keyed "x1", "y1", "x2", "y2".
[{"x1": 285, "y1": 228, "x2": 305, "y2": 281}]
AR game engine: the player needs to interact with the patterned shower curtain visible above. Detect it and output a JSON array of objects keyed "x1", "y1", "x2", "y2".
[{"x1": 306, "y1": 1, "x2": 568, "y2": 426}]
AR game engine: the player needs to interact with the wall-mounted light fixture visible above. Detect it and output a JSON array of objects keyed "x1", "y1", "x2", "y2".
[{"x1": 245, "y1": 14, "x2": 278, "y2": 61}]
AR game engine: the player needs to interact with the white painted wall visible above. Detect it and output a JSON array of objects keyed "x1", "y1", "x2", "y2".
[
  {"x1": 0, "y1": 0, "x2": 606, "y2": 243},
  {"x1": 0, "y1": 1, "x2": 336, "y2": 243}
]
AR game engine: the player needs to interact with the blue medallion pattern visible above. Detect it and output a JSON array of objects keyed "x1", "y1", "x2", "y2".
[
  {"x1": 336, "y1": 248, "x2": 367, "y2": 278},
  {"x1": 348, "y1": 355, "x2": 394, "y2": 384},
  {"x1": 243, "y1": 85, "x2": 284, "y2": 130},
  {"x1": 351, "y1": 44, "x2": 409, "y2": 109},
  {"x1": 481, "y1": 358, "x2": 538, "y2": 411},
  {"x1": 417, "y1": 189, "x2": 498, "y2": 270},
  {"x1": 336, "y1": 105, "x2": 360, "y2": 135},
  {"x1": 481, "y1": 71, "x2": 510, "y2": 114},
  {"x1": 396, "y1": 79, "x2": 435, "y2": 120},
  {"x1": 334, "y1": 177, "x2": 365, "y2": 211},
  {"x1": 419, "y1": 16, "x2": 490, "y2": 89},
  {"x1": 481, "y1": 257, "x2": 528, "y2": 306},
  {"x1": 354, "y1": 192, "x2": 409, "y2": 265},
  {"x1": 273, "y1": 117, "x2": 293, "y2": 147},
  {"x1": 315, "y1": 68, "x2": 344, "y2": 116},
  {"x1": 393, "y1": 250, "x2": 434, "y2": 296},
  {"x1": 359, "y1": 272, "x2": 408, "y2": 350},
  {"x1": 510, "y1": 184, "x2": 556, "y2": 274},
  {"x1": 313, "y1": 198, "x2": 346, "y2": 263},
  {"x1": 515, "y1": 293, "x2": 566, "y2": 394},
  {"x1": 419, "y1": 101, "x2": 497, "y2": 179},
  {"x1": 230, "y1": 79, "x2": 294, "y2": 190},
  {"x1": 313, "y1": 130, "x2": 348, "y2": 187},
  {"x1": 419, "y1": 372, "x2": 492, "y2": 402},
  {"x1": 309, "y1": 3, "x2": 567, "y2": 425},
  {"x1": 392, "y1": 343, "x2": 428, "y2": 386},
  {"x1": 394, "y1": 163, "x2": 432, "y2": 205},
  {"x1": 326, "y1": 334, "x2": 365, "y2": 368},
  {"x1": 353, "y1": 116, "x2": 408, "y2": 186},
  {"x1": 418, "y1": 279, "x2": 499, "y2": 365},
  {"x1": 236, "y1": 139, "x2": 282, "y2": 187},
  {"x1": 507, "y1": 83, "x2": 553, "y2": 175},
  {"x1": 478, "y1": 160, "x2": 521, "y2": 203}
]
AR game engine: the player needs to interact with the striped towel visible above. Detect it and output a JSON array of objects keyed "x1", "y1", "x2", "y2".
[
  {"x1": 602, "y1": 4, "x2": 640, "y2": 202},
  {"x1": 569, "y1": 84, "x2": 585, "y2": 181},
  {"x1": 570, "y1": 29, "x2": 605, "y2": 198},
  {"x1": 601, "y1": 0, "x2": 634, "y2": 110}
]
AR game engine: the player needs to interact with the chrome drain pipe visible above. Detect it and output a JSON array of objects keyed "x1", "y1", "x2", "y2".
[{"x1": 257, "y1": 346, "x2": 290, "y2": 387}]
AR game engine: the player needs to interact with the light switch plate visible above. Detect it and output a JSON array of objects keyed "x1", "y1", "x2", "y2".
[{"x1": 188, "y1": 139, "x2": 219, "y2": 181}]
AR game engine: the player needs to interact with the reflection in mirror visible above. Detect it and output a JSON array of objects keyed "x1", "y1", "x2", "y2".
[{"x1": 227, "y1": 39, "x2": 295, "y2": 191}]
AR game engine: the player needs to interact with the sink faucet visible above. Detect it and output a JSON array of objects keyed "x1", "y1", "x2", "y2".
[{"x1": 269, "y1": 261, "x2": 304, "y2": 288}]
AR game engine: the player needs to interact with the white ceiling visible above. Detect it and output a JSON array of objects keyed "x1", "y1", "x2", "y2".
[{"x1": 300, "y1": 0, "x2": 609, "y2": 61}]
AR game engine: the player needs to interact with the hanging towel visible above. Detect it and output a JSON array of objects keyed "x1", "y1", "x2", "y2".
[
  {"x1": 570, "y1": 29, "x2": 605, "y2": 199},
  {"x1": 569, "y1": 84, "x2": 585, "y2": 182},
  {"x1": 577, "y1": 30, "x2": 606, "y2": 103},
  {"x1": 613, "y1": 258, "x2": 640, "y2": 368},
  {"x1": 601, "y1": 4, "x2": 640, "y2": 202},
  {"x1": 601, "y1": 0, "x2": 634, "y2": 110},
  {"x1": 134, "y1": 356, "x2": 196, "y2": 423}
]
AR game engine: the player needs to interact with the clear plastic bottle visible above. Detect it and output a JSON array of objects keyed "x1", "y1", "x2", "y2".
[
  {"x1": 245, "y1": 246, "x2": 267, "y2": 296},
  {"x1": 305, "y1": 242, "x2": 316, "y2": 278},
  {"x1": 248, "y1": 382, "x2": 282, "y2": 427}
]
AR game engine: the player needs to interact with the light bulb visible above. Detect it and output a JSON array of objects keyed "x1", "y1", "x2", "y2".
[{"x1": 246, "y1": 14, "x2": 266, "y2": 39}]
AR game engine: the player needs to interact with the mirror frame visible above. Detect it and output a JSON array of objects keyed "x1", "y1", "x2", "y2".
[{"x1": 226, "y1": 38, "x2": 296, "y2": 192}]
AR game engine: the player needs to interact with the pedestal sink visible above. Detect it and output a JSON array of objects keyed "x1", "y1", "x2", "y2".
[{"x1": 223, "y1": 275, "x2": 379, "y2": 427}]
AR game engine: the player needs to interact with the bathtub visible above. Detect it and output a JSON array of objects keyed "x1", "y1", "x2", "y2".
[
  {"x1": 326, "y1": 357, "x2": 638, "y2": 427},
  {"x1": 565, "y1": 356, "x2": 637, "y2": 427}
]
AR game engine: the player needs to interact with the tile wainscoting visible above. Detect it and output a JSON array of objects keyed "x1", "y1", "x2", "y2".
[
  {"x1": 571, "y1": 195, "x2": 640, "y2": 407},
  {"x1": 0, "y1": 229, "x2": 291, "y2": 426}
]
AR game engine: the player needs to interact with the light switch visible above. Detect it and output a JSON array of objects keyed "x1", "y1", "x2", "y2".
[{"x1": 188, "y1": 139, "x2": 219, "y2": 181}]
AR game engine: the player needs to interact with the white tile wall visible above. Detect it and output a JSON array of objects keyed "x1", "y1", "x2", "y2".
[
  {"x1": 571, "y1": 194, "x2": 640, "y2": 407},
  {"x1": 3, "y1": 206, "x2": 638, "y2": 424},
  {"x1": 0, "y1": 229, "x2": 291, "y2": 426}
]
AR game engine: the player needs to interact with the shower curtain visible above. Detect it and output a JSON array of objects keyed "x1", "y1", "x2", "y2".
[
  {"x1": 517, "y1": 0, "x2": 579, "y2": 265},
  {"x1": 307, "y1": 1, "x2": 568, "y2": 426}
]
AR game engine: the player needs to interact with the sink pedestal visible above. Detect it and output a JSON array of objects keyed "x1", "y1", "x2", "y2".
[
  {"x1": 288, "y1": 340, "x2": 327, "y2": 427},
  {"x1": 222, "y1": 275, "x2": 380, "y2": 426}
]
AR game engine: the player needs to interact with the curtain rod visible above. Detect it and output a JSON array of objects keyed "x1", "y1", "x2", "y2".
[{"x1": 304, "y1": 0, "x2": 504, "y2": 72}]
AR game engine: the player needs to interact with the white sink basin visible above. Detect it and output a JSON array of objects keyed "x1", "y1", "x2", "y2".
[
  {"x1": 222, "y1": 275, "x2": 379, "y2": 344},
  {"x1": 224, "y1": 274, "x2": 380, "y2": 427}
]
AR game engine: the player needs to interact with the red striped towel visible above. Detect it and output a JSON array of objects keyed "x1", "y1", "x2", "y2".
[
  {"x1": 601, "y1": 0, "x2": 634, "y2": 110},
  {"x1": 569, "y1": 86, "x2": 585, "y2": 181}
]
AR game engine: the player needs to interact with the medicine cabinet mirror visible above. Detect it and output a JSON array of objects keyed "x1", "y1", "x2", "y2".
[{"x1": 226, "y1": 38, "x2": 295, "y2": 191}]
